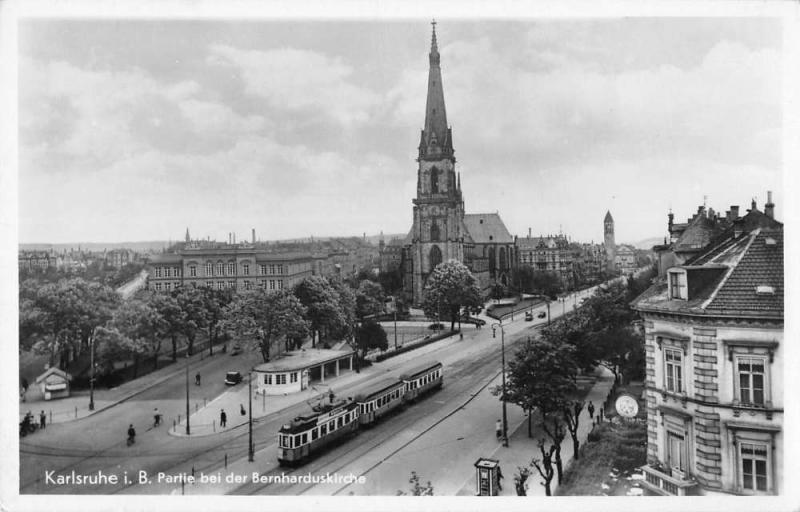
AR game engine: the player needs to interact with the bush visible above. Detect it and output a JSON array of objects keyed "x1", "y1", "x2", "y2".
[
  {"x1": 428, "y1": 323, "x2": 445, "y2": 330},
  {"x1": 374, "y1": 330, "x2": 458, "y2": 362}
]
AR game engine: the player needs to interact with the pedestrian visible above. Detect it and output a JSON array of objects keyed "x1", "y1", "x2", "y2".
[
  {"x1": 40, "y1": 410, "x2": 46, "y2": 429},
  {"x1": 495, "y1": 419, "x2": 502, "y2": 440},
  {"x1": 240, "y1": 404, "x2": 246, "y2": 416},
  {"x1": 587, "y1": 401, "x2": 595, "y2": 419},
  {"x1": 153, "y1": 408, "x2": 162, "y2": 427},
  {"x1": 497, "y1": 465, "x2": 504, "y2": 491},
  {"x1": 459, "y1": 333, "x2": 463, "y2": 340},
  {"x1": 220, "y1": 409, "x2": 227, "y2": 428},
  {"x1": 195, "y1": 373, "x2": 201, "y2": 386}
]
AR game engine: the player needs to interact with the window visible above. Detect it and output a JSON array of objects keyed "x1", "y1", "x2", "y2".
[
  {"x1": 277, "y1": 264, "x2": 283, "y2": 275},
  {"x1": 155, "y1": 267, "x2": 162, "y2": 278},
  {"x1": 737, "y1": 358, "x2": 766, "y2": 406},
  {"x1": 667, "y1": 431, "x2": 686, "y2": 472},
  {"x1": 165, "y1": 282, "x2": 172, "y2": 291},
  {"x1": 311, "y1": 428, "x2": 318, "y2": 441},
  {"x1": 277, "y1": 374, "x2": 286, "y2": 385},
  {"x1": 243, "y1": 264, "x2": 249, "y2": 276},
  {"x1": 164, "y1": 267, "x2": 171, "y2": 278},
  {"x1": 206, "y1": 263, "x2": 213, "y2": 276},
  {"x1": 190, "y1": 265, "x2": 197, "y2": 277},
  {"x1": 260, "y1": 280, "x2": 267, "y2": 289},
  {"x1": 270, "y1": 280, "x2": 276, "y2": 290},
  {"x1": 321, "y1": 424, "x2": 327, "y2": 435},
  {"x1": 228, "y1": 262, "x2": 235, "y2": 275},
  {"x1": 277, "y1": 280, "x2": 283, "y2": 290},
  {"x1": 260, "y1": 264, "x2": 267, "y2": 275},
  {"x1": 669, "y1": 271, "x2": 686, "y2": 300},
  {"x1": 227, "y1": 280, "x2": 235, "y2": 289},
  {"x1": 244, "y1": 281, "x2": 252, "y2": 290},
  {"x1": 290, "y1": 372, "x2": 298, "y2": 383},
  {"x1": 264, "y1": 374, "x2": 272, "y2": 385},
  {"x1": 217, "y1": 263, "x2": 224, "y2": 275},
  {"x1": 217, "y1": 282, "x2": 224, "y2": 290},
  {"x1": 665, "y1": 349, "x2": 683, "y2": 393},
  {"x1": 740, "y1": 442, "x2": 769, "y2": 492},
  {"x1": 155, "y1": 282, "x2": 162, "y2": 291}
]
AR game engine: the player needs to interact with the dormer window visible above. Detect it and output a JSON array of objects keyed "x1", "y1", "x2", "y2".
[
  {"x1": 668, "y1": 270, "x2": 687, "y2": 300},
  {"x1": 755, "y1": 285, "x2": 775, "y2": 295},
  {"x1": 764, "y1": 237, "x2": 776, "y2": 246}
]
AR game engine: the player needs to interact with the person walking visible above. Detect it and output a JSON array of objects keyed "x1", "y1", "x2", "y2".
[
  {"x1": 220, "y1": 409, "x2": 227, "y2": 428},
  {"x1": 153, "y1": 408, "x2": 162, "y2": 427},
  {"x1": 587, "y1": 401, "x2": 595, "y2": 419},
  {"x1": 497, "y1": 465, "x2": 504, "y2": 491},
  {"x1": 240, "y1": 404, "x2": 246, "y2": 416},
  {"x1": 195, "y1": 373, "x2": 201, "y2": 386},
  {"x1": 127, "y1": 424, "x2": 136, "y2": 446},
  {"x1": 39, "y1": 411, "x2": 46, "y2": 429},
  {"x1": 495, "y1": 419, "x2": 503, "y2": 440}
]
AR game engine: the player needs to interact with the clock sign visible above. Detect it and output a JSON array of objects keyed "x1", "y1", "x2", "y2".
[{"x1": 614, "y1": 393, "x2": 639, "y2": 418}]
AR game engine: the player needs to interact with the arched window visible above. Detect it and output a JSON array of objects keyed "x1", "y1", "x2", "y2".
[
  {"x1": 430, "y1": 221, "x2": 440, "y2": 242},
  {"x1": 499, "y1": 247, "x2": 507, "y2": 270},
  {"x1": 430, "y1": 167, "x2": 439, "y2": 193},
  {"x1": 429, "y1": 245, "x2": 442, "y2": 271},
  {"x1": 488, "y1": 246, "x2": 496, "y2": 277}
]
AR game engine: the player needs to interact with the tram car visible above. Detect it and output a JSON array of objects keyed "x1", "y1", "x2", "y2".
[
  {"x1": 399, "y1": 361, "x2": 443, "y2": 401},
  {"x1": 277, "y1": 399, "x2": 359, "y2": 466},
  {"x1": 277, "y1": 361, "x2": 444, "y2": 466},
  {"x1": 354, "y1": 378, "x2": 406, "y2": 427}
]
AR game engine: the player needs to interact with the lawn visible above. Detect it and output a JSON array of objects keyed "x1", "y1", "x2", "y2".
[{"x1": 555, "y1": 420, "x2": 647, "y2": 496}]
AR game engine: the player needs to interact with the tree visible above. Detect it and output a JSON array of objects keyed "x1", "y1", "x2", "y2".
[
  {"x1": 202, "y1": 287, "x2": 234, "y2": 355},
  {"x1": 561, "y1": 400, "x2": 585, "y2": 461},
  {"x1": 421, "y1": 260, "x2": 482, "y2": 331},
  {"x1": 108, "y1": 298, "x2": 168, "y2": 374},
  {"x1": 355, "y1": 279, "x2": 386, "y2": 320},
  {"x1": 514, "y1": 466, "x2": 531, "y2": 496},
  {"x1": 148, "y1": 291, "x2": 186, "y2": 362},
  {"x1": 354, "y1": 320, "x2": 388, "y2": 362},
  {"x1": 174, "y1": 286, "x2": 207, "y2": 356},
  {"x1": 530, "y1": 270, "x2": 563, "y2": 300},
  {"x1": 396, "y1": 471, "x2": 434, "y2": 496},
  {"x1": 531, "y1": 441, "x2": 557, "y2": 496},
  {"x1": 294, "y1": 276, "x2": 348, "y2": 348},
  {"x1": 221, "y1": 289, "x2": 309, "y2": 362}
]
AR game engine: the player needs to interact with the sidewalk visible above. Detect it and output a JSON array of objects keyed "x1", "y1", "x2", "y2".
[{"x1": 454, "y1": 366, "x2": 615, "y2": 496}]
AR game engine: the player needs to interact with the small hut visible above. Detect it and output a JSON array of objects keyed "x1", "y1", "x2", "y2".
[{"x1": 35, "y1": 367, "x2": 73, "y2": 400}]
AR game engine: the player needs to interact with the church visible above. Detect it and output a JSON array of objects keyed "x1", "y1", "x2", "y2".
[{"x1": 402, "y1": 23, "x2": 516, "y2": 305}]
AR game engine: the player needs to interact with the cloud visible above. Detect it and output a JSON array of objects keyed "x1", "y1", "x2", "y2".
[{"x1": 207, "y1": 44, "x2": 381, "y2": 127}]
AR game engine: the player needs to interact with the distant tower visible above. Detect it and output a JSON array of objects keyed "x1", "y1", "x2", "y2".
[
  {"x1": 604, "y1": 211, "x2": 616, "y2": 273},
  {"x1": 409, "y1": 21, "x2": 465, "y2": 305},
  {"x1": 185, "y1": 228, "x2": 190, "y2": 243}
]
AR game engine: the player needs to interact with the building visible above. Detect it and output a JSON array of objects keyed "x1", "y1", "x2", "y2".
[
  {"x1": 18, "y1": 251, "x2": 59, "y2": 272},
  {"x1": 401, "y1": 24, "x2": 515, "y2": 305},
  {"x1": 378, "y1": 234, "x2": 404, "y2": 273},
  {"x1": 252, "y1": 349, "x2": 355, "y2": 395},
  {"x1": 615, "y1": 244, "x2": 638, "y2": 275},
  {"x1": 517, "y1": 231, "x2": 575, "y2": 288},
  {"x1": 633, "y1": 193, "x2": 783, "y2": 496},
  {"x1": 105, "y1": 248, "x2": 136, "y2": 269},
  {"x1": 604, "y1": 210, "x2": 616, "y2": 273},
  {"x1": 147, "y1": 237, "x2": 314, "y2": 293}
]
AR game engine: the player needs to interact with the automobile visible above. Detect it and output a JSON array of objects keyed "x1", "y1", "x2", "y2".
[
  {"x1": 224, "y1": 371, "x2": 243, "y2": 385},
  {"x1": 230, "y1": 343, "x2": 242, "y2": 356},
  {"x1": 524, "y1": 312, "x2": 533, "y2": 321},
  {"x1": 537, "y1": 311, "x2": 547, "y2": 319}
]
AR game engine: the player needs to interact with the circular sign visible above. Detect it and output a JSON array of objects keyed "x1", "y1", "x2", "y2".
[{"x1": 614, "y1": 393, "x2": 639, "y2": 418}]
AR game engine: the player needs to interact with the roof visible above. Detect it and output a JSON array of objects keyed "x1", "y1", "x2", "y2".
[
  {"x1": 462, "y1": 214, "x2": 514, "y2": 244},
  {"x1": 517, "y1": 235, "x2": 569, "y2": 250},
  {"x1": 35, "y1": 367, "x2": 72, "y2": 384},
  {"x1": 673, "y1": 213, "x2": 723, "y2": 253},
  {"x1": 605, "y1": 210, "x2": 613, "y2": 222},
  {"x1": 148, "y1": 253, "x2": 183, "y2": 264},
  {"x1": 634, "y1": 227, "x2": 783, "y2": 319},
  {"x1": 253, "y1": 348, "x2": 354, "y2": 373},
  {"x1": 400, "y1": 361, "x2": 442, "y2": 380}
]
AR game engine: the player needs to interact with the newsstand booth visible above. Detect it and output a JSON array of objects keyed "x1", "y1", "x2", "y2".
[{"x1": 35, "y1": 367, "x2": 72, "y2": 401}]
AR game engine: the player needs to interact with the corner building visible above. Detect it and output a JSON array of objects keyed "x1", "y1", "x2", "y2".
[{"x1": 403, "y1": 24, "x2": 515, "y2": 305}]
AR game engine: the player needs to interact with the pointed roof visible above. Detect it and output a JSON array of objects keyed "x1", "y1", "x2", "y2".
[
  {"x1": 420, "y1": 20, "x2": 453, "y2": 159},
  {"x1": 604, "y1": 210, "x2": 613, "y2": 222}
]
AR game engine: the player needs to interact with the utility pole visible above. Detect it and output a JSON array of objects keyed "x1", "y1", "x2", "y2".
[
  {"x1": 248, "y1": 372, "x2": 254, "y2": 462},
  {"x1": 89, "y1": 331, "x2": 95, "y2": 411},
  {"x1": 185, "y1": 352, "x2": 190, "y2": 435},
  {"x1": 492, "y1": 321, "x2": 509, "y2": 447}
]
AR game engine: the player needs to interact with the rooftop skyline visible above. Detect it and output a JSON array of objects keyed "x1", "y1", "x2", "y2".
[{"x1": 15, "y1": 17, "x2": 783, "y2": 245}]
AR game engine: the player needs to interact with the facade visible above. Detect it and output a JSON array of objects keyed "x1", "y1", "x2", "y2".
[
  {"x1": 633, "y1": 193, "x2": 783, "y2": 496},
  {"x1": 18, "y1": 251, "x2": 59, "y2": 272},
  {"x1": 517, "y1": 232, "x2": 575, "y2": 288},
  {"x1": 252, "y1": 349, "x2": 354, "y2": 396},
  {"x1": 105, "y1": 248, "x2": 135, "y2": 269},
  {"x1": 147, "y1": 241, "x2": 313, "y2": 293},
  {"x1": 378, "y1": 235, "x2": 404, "y2": 273},
  {"x1": 604, "y1": 210, "x2": 616, "y2": 273},
  {"x1": 615, "y1": 245, "x2": 638, "y2": 275},
  {"x1": 402, "y1": 24, "x2": 515, "y2": 305}
]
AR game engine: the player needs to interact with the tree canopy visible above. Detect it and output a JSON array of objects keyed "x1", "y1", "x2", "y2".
[{"x1": 421, "y1": 260, "x2": 482, "y2": 331}]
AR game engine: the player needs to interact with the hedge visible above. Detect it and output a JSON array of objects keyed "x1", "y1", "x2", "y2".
[{"x1": 374, "y1": 330, "x2": 459, "y2": 362}]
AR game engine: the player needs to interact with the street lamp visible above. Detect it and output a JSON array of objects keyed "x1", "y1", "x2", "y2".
[
  {"x1": 185, "y1": 352, "x2": 190, "y2": 435},
  {"x1": 89, "y1": 331, "x2": 95, "y2": 411},
  {"x1": 491, "y1": 321, "x2": 508, "y2": 447},
  {"x1": 248, "y1": 371, "x2": 254, "y2": 462}
]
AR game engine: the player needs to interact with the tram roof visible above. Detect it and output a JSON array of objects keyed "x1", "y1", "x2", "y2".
[
  {"x1": 354, "y1": 377, "x2": 405, "y2": 402},
  {"x1": 399, "y1": 361, "x2": 442, "y2": 380}
]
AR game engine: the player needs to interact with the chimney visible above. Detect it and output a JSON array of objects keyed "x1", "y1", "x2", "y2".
[
  {"x1": 765, "y1": 191, "x2": 775, "y2": 219},
  {"x1": 528, "y1": 227, "x2": 531, "y2": 238},
  {"x1": 233, "y1": 233, "x2": 236, "y2": 244},
  {"x1": 252, "y1": 228, "x2": 256, "y2": 244},
  {"x1": 730, "y1": 205, "x2": 740, "y2": 220}
]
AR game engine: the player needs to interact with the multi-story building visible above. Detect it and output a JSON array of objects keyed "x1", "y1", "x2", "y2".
[
  {"x1": 147, "y1": 239, "x2": 313, "y2": 293},
  {"x1": 379, "y1": 235, "x2": 404, "y2": 273},
  {"x1": 18, "y1": 251, "x2": 60, "y2": 272},
  {"x1": 633, "y1": 193, "x2": 783, "y2": 496},
  {"x1": 105, "y1": 248, "x2": 136, "y2": 269},
  {"x1": 615, "y1": 244, "x2": 638, "y2": 275},
  {"x1": 517, "y1": 232, "x2": 574, "y2": 288},
  {"x1": 401, "y1": 23, "x2": 515, "y2": 305}
]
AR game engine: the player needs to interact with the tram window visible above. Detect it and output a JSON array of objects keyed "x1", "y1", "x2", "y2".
[
  {"x1": 330, "y1": 421, "x2": 336, "y2": 432},
  {"x1": 311, "y1": 429, "x2": 318, "y2": 441},
  {"x1": 321, "y1": 424, "x2": 327, "y2": 435},
  {"x1": 337, "y1": 417, "x2": 343, "y2": 428},
  {"x1": 294, "y1": 434, "x2": 301, "y2": 447},
  {"x1": 302, "y1": 433, "x2": 308, "y2": 444}
]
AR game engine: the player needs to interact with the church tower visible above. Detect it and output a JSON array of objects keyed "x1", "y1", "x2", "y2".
[
  {"x1": 604, "y1": 211, "x2": 616, "y2": 273},
  {"x1": 409, "y1": 21, "x2": 465, "y2": 304}
]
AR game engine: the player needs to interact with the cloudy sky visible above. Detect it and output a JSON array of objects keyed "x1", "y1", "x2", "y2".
[{"x1": 16, "y1": 15, "x2": 784, "y2": 245}]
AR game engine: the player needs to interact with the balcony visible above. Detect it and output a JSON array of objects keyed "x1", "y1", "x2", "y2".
[{"x1": 640, "y1": 464, "x2": 699, "y2": 496}]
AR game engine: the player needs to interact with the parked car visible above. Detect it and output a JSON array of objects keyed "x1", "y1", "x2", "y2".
[
  {"x1": 224, "y1": 371, "x2": 243, "y2": 385},
  {"x1": 537, "y1": 311, "x2": 547, "y2": 319},
  {"x1": 524, "y1": 312, "x2": 533, "y2": 321}
]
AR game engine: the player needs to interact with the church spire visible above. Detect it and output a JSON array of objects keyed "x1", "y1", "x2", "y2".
[{"x1": 420, "y1": 19, "x2": 453, "y2": 161}]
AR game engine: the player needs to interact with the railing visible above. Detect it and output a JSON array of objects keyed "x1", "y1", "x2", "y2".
[{"x1": 640, "y1": 464, "x2": 699, "y2": 496}]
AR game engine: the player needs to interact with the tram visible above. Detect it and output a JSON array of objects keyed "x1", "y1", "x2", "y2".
[{"x1": 277, "y1": 361, "x2": 444, "y2": 466}]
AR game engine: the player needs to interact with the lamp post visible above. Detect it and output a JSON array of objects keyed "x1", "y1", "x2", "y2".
[
  {"x1": 89, "y1": 331, "x2": 95, "y2": 411},
  {"x1": 248, "y1": 372, "x2": 254, "y2": 462},
  {"x1": 491, "y1": 321, "x2": 508, "y2": 447},
  {"x1": 185, "y1": 352, "x2": 190, "y2": 435}
]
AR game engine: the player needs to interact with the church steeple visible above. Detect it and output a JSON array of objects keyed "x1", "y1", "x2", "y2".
[{"x1": 419, "y1": 19, "x2": 453, "y2": 161}]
